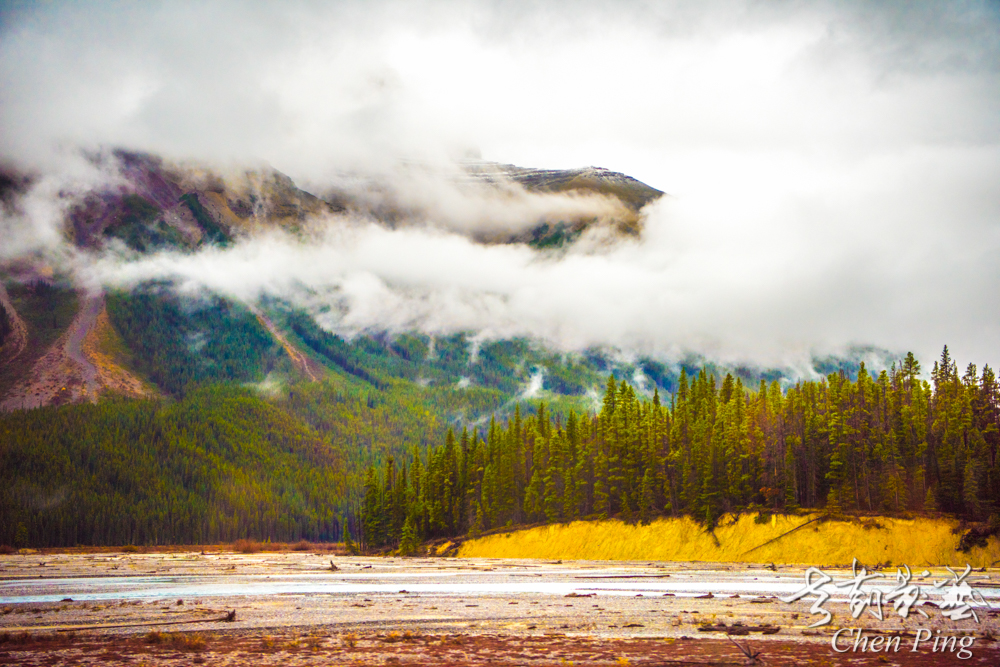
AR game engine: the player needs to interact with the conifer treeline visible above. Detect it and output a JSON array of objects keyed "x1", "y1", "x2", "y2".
[
  {"x1": 0, "y1": 387, "x2": 347, "y2": 547},
  {"x1": 361, "y1": 347, "x2": 1000, "y2": 550}
]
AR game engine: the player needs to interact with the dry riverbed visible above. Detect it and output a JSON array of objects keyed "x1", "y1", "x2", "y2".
[{"x1": 2, "y1": 552, "x2": 999, "y2": 665}]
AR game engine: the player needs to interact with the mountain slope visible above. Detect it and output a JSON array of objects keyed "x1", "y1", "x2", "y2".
[{"x1": 0, "y1": 386, "x2": 347, "y2": 547}]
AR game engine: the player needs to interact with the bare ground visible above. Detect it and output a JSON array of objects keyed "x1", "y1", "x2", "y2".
[
  {"x1": 252, "y1": 307, "x2": 324, "y2": 382},
  {"x1": 5, "y1": 628, "x2": 997, "y2": 666},
  {"x1": 0, "y1": 282, "x2": 28, "y2": 364},
  {"x1": 2, "y1": 553, "x2": 998, "y2": 665},
  {"x1": 80, "y1": 302, "x2": 153, "y2": 399},
  {"x1": 0, "y1": 291, "x2": 150, "y2": 411}
]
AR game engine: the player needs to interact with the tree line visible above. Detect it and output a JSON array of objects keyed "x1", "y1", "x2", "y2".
[
  {"x1": 361, "y1": 347, "x2": 1000, "y2": 550},
  {"x1": 0, "y1": 386, "x2": 347, "y2": 547}
]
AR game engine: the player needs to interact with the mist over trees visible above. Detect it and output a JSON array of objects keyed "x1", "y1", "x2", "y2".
[
  {"x1": 362, "y1": 347, "x2": 1000, "y2": 551},
  {"x1": 3, "y1": 331, "x2": 997, "y2": 550}
]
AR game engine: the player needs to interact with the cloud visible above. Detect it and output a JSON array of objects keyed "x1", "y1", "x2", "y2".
[
  {"x1": 2, "y1": 0, "x2": 1000, "y2": 371},
  {"x1": 322, "y1": 163, "x2": 636, "y2": 237},
  {"x1": 0, "y1": 150, "x2": 121, "y2": 263}
]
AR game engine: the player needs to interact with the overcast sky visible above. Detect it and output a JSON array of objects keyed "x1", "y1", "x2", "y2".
[{"x1": 2, "y1": 0, "x2": 999, "y2": 372}]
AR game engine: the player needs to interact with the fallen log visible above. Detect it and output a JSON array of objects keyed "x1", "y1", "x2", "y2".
[
  {"x1": 698, "y1": 623, "x2": 780, "y2": 635},
  {"x1": 4, "y1": 609, "x2": 237, "y2": 634},
  {"x1": 575, "y1": 574, "x2": 672, "y2": 579}
]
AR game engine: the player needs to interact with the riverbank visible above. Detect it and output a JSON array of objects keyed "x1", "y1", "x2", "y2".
[
  {"x1": 457, "y1": 514, "x2": 1000, "y2": 566},
  {"x1": 5, "y1": 627, "x2": 996, "y2": 666},
  {"x1": 2, "y1": 553, "x2": 998, "y2": 665}
]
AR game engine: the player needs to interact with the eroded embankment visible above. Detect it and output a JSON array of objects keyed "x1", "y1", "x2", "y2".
[{"x1": 458, "y1": 514, "x2": 1000, "y2": 567}]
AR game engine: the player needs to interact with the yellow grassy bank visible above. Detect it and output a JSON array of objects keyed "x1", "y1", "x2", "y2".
[{"x1": 457, "y1": 514, "x2": 1000, "y2": 567}]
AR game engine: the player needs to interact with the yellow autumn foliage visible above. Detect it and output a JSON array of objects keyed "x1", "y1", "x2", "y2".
[{"x1": 457, "y1": 514, "x2": 1000, "y2": 567}]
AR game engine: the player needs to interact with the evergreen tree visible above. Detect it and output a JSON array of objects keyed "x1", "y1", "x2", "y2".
[{"x1": 399, "y1": 515, "x2": 420, "y2": 556}]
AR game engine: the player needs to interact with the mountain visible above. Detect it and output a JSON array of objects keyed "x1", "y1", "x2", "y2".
[
  {"x1": 0, "y1": 149, "x2": 676, "y2": 410},
  {"x1": 0, "y1": 146, "x2": 890, "y2": 418},
  {"x1": 461, "y1": 161, "x2": 664, "y2": 211},
  {"x1": 0, "y1": 148, "x2": 914, "y2": 549},
  {"x1": 56, "y1": 150, "x2": 664, "y2": 255}
]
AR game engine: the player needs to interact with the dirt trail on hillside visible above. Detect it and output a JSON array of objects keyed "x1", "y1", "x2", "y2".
[
  {"x1": 0, "y1": 291, "x2": 136, "y2": 411},
  {"x1": 0, "y1": 282, "x2": 28, "y2": 362},
  {"x1": 80, "y1": 303, "x2": 153, "y2": 399},
  {"x1": 252, "y1": 308, "x2": 322, "y2": 382},
  {"x1": 64, "y1": 292, "x2": 103, "y2": 397}
]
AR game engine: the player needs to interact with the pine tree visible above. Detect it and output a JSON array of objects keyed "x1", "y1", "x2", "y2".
[
  {"x1": 639, "y1": 467, "x2": 656, "y2": 524},
  {"x1": 399, "y1": 515, "x2": 420, "y2": 556},
  {"x1": 361, "y1": 466, "x2": 382, "y2": 549},
  {"x1": 470, "y1": 501, "x2": 484, "y2": 539},
  {"x1": 964, "y1": 460, "x2": 980, "y2": 518},
  {"x1": 925, "y1": 486, "x2": 938, "y2": 512},
  {"x1": 343, "y1": 520, "x2": 359, "y2": 555}
]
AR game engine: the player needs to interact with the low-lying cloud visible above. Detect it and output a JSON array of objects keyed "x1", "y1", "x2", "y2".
[{"x1": 2, "y1": 0, "x2": 999, "y2": 372}]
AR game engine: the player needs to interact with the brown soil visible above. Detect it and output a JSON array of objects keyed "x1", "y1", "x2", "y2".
[
  {"x1": 1, "y1": 626, "x2": 996, "y2": 666},
  {"x1": 0, "y1": 320, "x2": 87, "y2": 410},
  {"x1": 0, "y1": 292, "x2": 151, "y2": 411},
  {"x1": 0, "y1": 283, "x2": 28, "y2": 363},
  {"x1": 252, "y1": 308, "x2": 324, "y2": 382},
  {"x1": 16, "y1": 542, "x2": 346, "y2": 556},
  {"x1": 2, "y1": 554, "x2": 998, "y2": 666},
  {"x1": 81, "y1": 302, "x2": 153, "y2": 399}
]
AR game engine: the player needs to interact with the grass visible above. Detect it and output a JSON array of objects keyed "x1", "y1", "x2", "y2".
[
  {"x1": 144, "y1": 631, "x2": 207, "y2": 651},
  {"x1": 457, "y1": 514, "x2": 1000, "y2": 567},
  {"x1": 229, "y1": 539, "x2": 343, "y2": 553},
  {"x1": 232, "y1": 539, "x2": 264, "y2": 554}
]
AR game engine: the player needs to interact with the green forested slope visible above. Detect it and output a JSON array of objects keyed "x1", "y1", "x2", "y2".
[
  {"x1": 0, "y1": 282, "x2": 78, "y2": 397},
  {"x1": 103, "y1": 194, "x2": 187, "y2": 253},
  {"x1": 361, "y1": 349, "x2": 1000, "y2": 552},
  {"x1": 282, "y1": 305, "x2": 608, "y2": 394},
  {"x1": 4, "y1": 274, "x2": 998, "y2": 553},
  {"x1": 106, "y1": 285, "x2": 281, "y2": 395},
  {"x1": 0, "y1": 301, "x2": 10, "y2": 348},
  {"x1": 0, "y1": 386, "x2": 346, "y2": 547}
]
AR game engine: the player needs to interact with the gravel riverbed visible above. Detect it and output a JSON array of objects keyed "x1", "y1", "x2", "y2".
[{"x1": 2, "y1": 552, "x2": 999, "y2": 665}]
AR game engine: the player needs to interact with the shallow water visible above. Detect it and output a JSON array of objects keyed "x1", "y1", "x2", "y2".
[{"x1": 5, "y1": 565, "x2": 998, "y2": 606}]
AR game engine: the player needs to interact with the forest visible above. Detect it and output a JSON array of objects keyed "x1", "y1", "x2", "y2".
[
  {"x1": 0, "y1": 386, "x2": 346, "y2": 548},
  {"x1": 2, "y1": 276, "x2": 998, "y2": 551},
  {"x1": 360, "y1": 347, "x2": 1000, "y2": 552},
  {"x1": 0, "y1": 300, "x2": 10, "y2": 347},
  {"x1": 106, "y1": 284, "x2": 281, "y2": 396}
]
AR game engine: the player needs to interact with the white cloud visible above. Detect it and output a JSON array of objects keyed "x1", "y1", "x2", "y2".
[{"x1": 2, "y1": 0, "x2": 999, "y2": 370}]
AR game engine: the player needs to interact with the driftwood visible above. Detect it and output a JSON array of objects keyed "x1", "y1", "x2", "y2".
[
  {"x1": 698, "y1": 623, "x2": 780, "y2": 635},
  {"x1": 5, "y1": 610, "x2": 239, "y2": 633},
  {"x1": 740, "y1": 515, "x2": 824, "y2": 557},
  {"x1": 575, "y1": 574, "x2": 671, "y2": 579},
  {"x1": 727, "y1": 634, "x2": 766, "y2": 665}
]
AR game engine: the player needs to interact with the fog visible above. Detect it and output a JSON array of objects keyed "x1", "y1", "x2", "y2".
[{"x1": 2, "y1": 0, "x2": 999, "y2": 370}]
